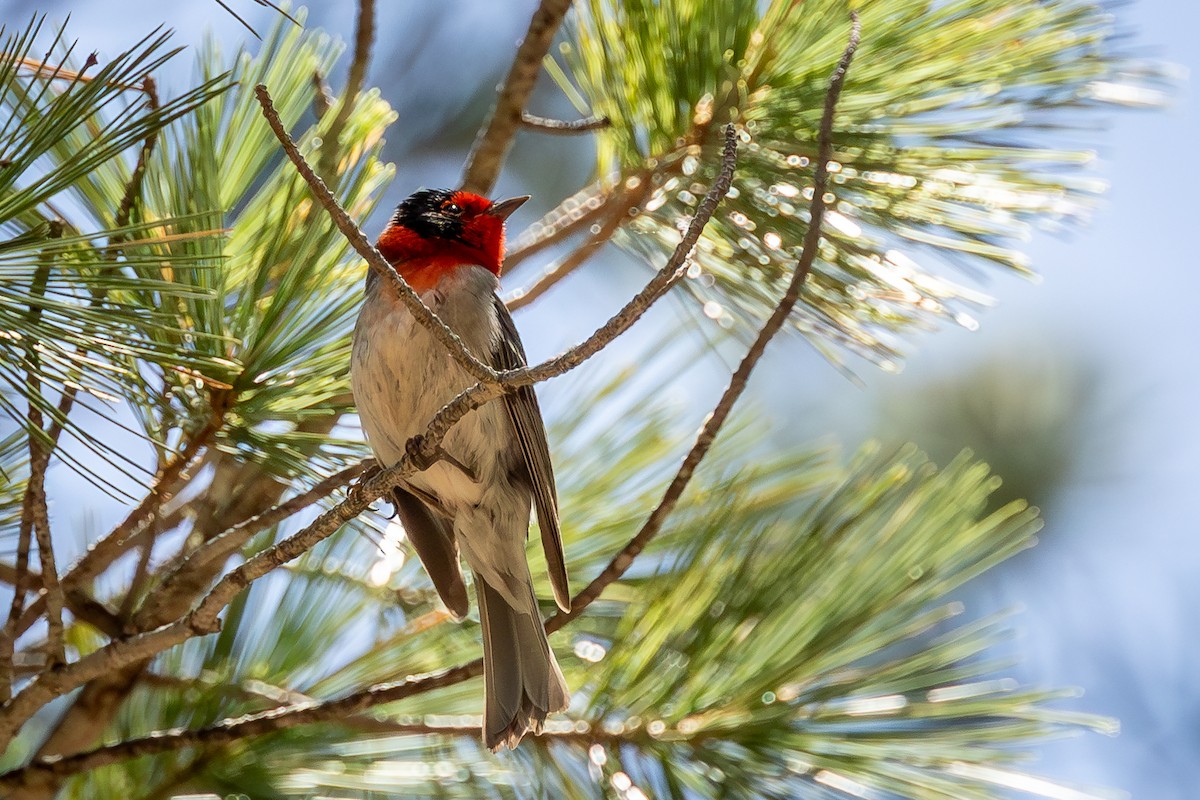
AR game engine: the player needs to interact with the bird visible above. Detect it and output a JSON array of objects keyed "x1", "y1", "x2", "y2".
[{"x1": 350, "y1": 188, "x2": 570, "y2": 750}]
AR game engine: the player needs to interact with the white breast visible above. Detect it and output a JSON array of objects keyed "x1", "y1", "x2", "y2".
[{"x1": 350, "y1": 266, "x2": 510, "y2": 510}]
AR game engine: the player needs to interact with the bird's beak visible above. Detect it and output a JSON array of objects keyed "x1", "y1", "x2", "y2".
[{"x1": 487, "y1": 195, "x2": 531, "y2": 220}]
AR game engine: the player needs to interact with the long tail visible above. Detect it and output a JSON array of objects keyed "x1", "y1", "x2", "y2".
[{"x1": 476, "y1": 576, "x2": 569, "y2": 750}]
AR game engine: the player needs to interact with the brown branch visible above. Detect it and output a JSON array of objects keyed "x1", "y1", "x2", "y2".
[
  {"x1": 254, "y1": 84, "x2": 500, "y2": 386},
  {"x1": 114, "y1": 77, "x2": 158, "y2": 231},
  {"x1": 1, "y1": 501, "x2": 32, "y2": 702},
  {"x1": 0, "y1": 563, "x2": 40, "y2": 591},
  {"x1": 26, "y1": 454, "x2": 63, "y2": 669},
  {"x1": 15, "y1": 419, "x2": 219, "y2": 638},
  {"x1": 149, "y1": 462, "x2": 366, "y2": 604},
  {"x1": 460, "y1": 0, "x2": 573, "y2": 195},
  {"x1": 0, "y1": 124, "x2": 741, "y2": 781},
  {"x1": 316, "y1": 0, "x2": 375, "y2": 182},
  {"x1": 24, "y1": 232, "x2": 66, "y2": 670},
  {"x1": 520, "y1": 111, "x2": 610, "y2": 134}
]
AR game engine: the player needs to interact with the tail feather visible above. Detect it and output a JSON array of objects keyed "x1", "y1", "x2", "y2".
[{"x1": 476, "y1": 576, "x2": 569, "y2": 750}]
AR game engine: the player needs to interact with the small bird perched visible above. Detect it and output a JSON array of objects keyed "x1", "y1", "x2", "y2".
[{"x1": 350, "y1": 188, "x2": 570, "y2": 750}]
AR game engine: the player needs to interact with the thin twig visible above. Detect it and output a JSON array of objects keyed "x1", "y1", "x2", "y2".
[
  {"x1": 551, "y1": 13, "x2": 860, "y2": 629},
  {"x1": 114, "y1": 77, "x2": 159, "y2": 231},
  {"x1": 506, "y1": 174, "x2": 652, "y2": 312},
  {"x1": 26, "y1": 458, "x2": 63, "y2": 668},
  {"x1": 0, "y1": 124, "x2": 741, "y2": 778},
  {"x1": 25, "y1": 228, "x2": 67, "y2": 669},
  {"x1": 504, "y1": 182, "x2": 621, "y2": 271},
  {"x1": 1, "y1": 502, "x2": 32, "y2": 702},
  {"x1": 520, "y1": 111, "x2": 610, "y2": 134},
  {"x1": 460, "y1": 0, "x2": 573, "y2": 195},
  {"x1": 0, "y1": 563, "x2": 40, "y2": 590},
  {"x1": 316, "y1": 0, "x2": 375, "y2": 182},
  {"x1": 254, "y1": 84, "x2": 500, "y2": 386}
]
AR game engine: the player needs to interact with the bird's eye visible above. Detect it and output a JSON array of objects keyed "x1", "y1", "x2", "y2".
[{"x1": 443, "y1": 202, "x2": 462, "y2": 215}]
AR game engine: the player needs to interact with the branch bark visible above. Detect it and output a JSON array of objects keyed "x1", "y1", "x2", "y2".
[{"x1": 460, "y1": 0, "x2": 573, "y2": 195}]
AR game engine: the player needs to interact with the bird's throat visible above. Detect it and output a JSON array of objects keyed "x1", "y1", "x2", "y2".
[{"x1": 377, "y1": 225, "x2": 503, "y2": 292}]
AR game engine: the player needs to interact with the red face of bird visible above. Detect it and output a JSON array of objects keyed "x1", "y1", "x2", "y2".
[{"x1": 376, "y1": 189, "x2": 529, "y2": 292}]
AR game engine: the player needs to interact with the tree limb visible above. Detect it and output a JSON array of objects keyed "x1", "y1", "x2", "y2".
[{"x1": 460, "y1": 0, "x2": 573, "y2": 195}]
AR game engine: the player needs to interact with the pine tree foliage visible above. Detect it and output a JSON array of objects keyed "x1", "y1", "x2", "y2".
[
  {"x1": 0, "y1": 2, "x2": 1157, "y2": 798},
  {"x1": 553, "y1": 0, "x2": 1167, "y2": 368},
  {"x1": 0, "y1": 18, "x2": 229, "y2": 478}
]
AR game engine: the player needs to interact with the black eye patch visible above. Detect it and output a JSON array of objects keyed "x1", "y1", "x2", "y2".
[{"x1": 391, "y1": 189, "x2": 465, "y2": 241}]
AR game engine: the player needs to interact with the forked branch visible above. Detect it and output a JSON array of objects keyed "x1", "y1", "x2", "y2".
[
  {"x1": 0, "y1": 122, "x2": 738, "y2": 782},
  {"x1": 0, "y1": 12, "x2": 862, "y2": 783}
]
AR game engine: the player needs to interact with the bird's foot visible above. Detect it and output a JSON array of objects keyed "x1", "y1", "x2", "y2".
[
  {"x1": 405, "y1": 435, "x2": 437, "y2": 470},
  {"x1": 348, "y1": 458, "x2": 382, "y2": 508},
  {"x1": 405, "y1": 436, "x2": 478, "y2": 483}
]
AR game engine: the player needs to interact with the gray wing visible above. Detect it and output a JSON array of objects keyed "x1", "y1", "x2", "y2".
[
  {"x1": 391, "y1": 487, "x2": 470, "y2": 619},
  {"x1": 491, "y1": 294, "x2": 570, "y2": 612}
]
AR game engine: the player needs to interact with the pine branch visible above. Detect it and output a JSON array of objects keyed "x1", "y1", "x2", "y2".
[
  {"x1": 460, "y1": 0, "x2": 573, "y2": 195},
  {"x1": 13, "y1": 418, "x2": 220, "y2": 639},
  {"x1": 0, "y1": 123, "x2": 742, "y2": 788}
]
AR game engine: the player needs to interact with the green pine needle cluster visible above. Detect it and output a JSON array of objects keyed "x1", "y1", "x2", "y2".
[{"x1": 557, "y1": 0, "x2": 1167, "y2": 369}]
